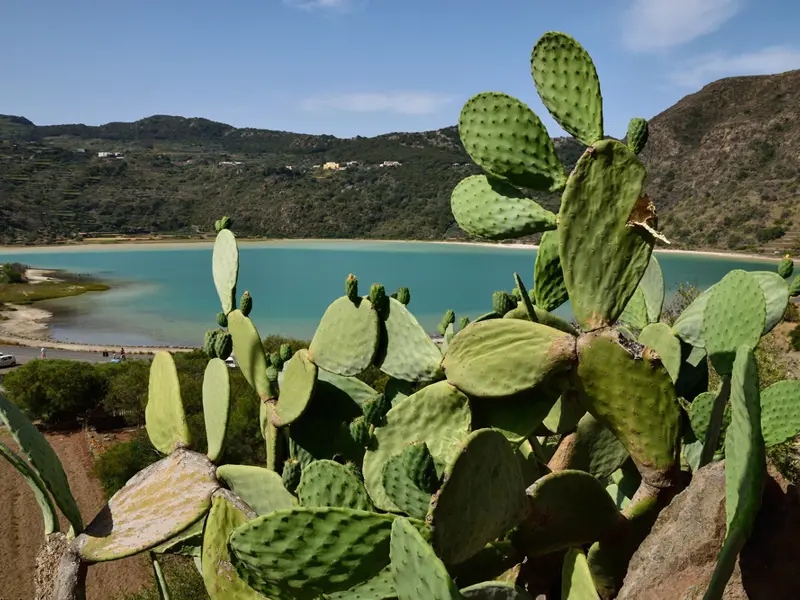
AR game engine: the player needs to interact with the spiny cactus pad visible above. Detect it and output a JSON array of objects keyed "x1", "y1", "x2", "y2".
[
  {"x1": 202, "y1": 358, "x2": 230, "y2": 463},
  {"x1": 364, "y1": 381, "x2": 471, "y2": 511},
  {"x1": 576, "y1": 331, "x2": 680, "y2": 487},
  {"x1": 458, "y1": 92, "x2": 567, "y2": 192},
  {"x1": 638, "y1": 322, "x2": 682, "y2": 383},
  {"x1": 297, "y1": 459, "x2": 374, "y2": 511},
  {"x1": 618, "y1": 287, "x2": 648, "y2": 330},
  {"x1": 391, "y1": 516, "x2": 462, "y2": 600},
  {"x1": 558, "y1": 140, "x2": 652, "y2": 330},
  {"x1": 778, "y1": 255, "x2": 794, "y2": 279},
  {"x1": 702, "y1": 270, "x2": 766, "y2": 375},
  {"x1": 76, "y1": 449, "x2": 218, "y2": 562},
  {"x1": 0, "y1": 441, "x2": 59, "y2": 536},
  {"x1": 750, "y1": 271, "x2": 790, "y2": 335},
  {"x1": 688, "y1": 390, "x2": 730, "y2": 451},
  {"x1": 272, "y1": 349, "x2": 317, "y2": 427},
  {"x1": 382, "y1": 447, "x2": 435, "y2": 520},
  {"x1": 212, "y1": 229, "x2": 239, "y2": 314},
  {"x1": 0, "y1": 394, "x2": 82, "y2": 532},
  {"x1": 626, "y1": 118, "x2": 649, "y2": 156},
  {"x1": 543, "y1": 391, "x2": 586, "y2": 434},
  {"x1": 428, "y1": 429, "x2": 529, "y2": 565},
  {"x1": 569, "y1": 413, "x2": 629, "y2": 480},
  {"x1": 515, "y1": 470, "x2": 621, "y2": 556},
  {"x1": 451, "y1": 175, "x2": 558, "y2": 240},
  {"x1": 461, "y1": 581, "x2": 533, "y2": 599},
  {"x1": 215, "y1": 464, "x2": 298, "y2": 515},
  {"x1": 671, "y1": 285, "x2": 715, "y2": 347},
  {"x1": 561, "y1": 548, "x2": 600, "y2": 600},
  {"x1": 534, "y1": 230, "x2": 569, "y2": 311},
  {"x1": 531, "y1": 32, "x2": 603, "y2": 146},
  {"x1": 759, "y1": 380, "x2": 800, "y2": 447},
  {"x1": 639, "y1": 255, "x2": 665, "y2": 323},
  {"x1": 326, "y1": 565, "x2": 397, "y2": 600},
  {"x1": 227, "y1": 310, "x2": 274, "y2": 400},
  {"x1": 443, "y1": 319, "x2": 576, "y2": 398},
  {"x1": 146, "y1": 351, "x2": 191, "y2": 455},
  {"x1": 376, "y1": 297, "x2": 444, "y2": 383},
  {"x1": 308, "y1": 296, "x2": 380, "y2": 377}
]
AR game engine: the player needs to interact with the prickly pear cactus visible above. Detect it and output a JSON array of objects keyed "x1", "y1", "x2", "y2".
[{"x1": 625, "y1": 118, "x2": 649, "y2": 155}]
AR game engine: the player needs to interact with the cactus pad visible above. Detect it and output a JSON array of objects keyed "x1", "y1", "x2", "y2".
[
  {"x1": 531, "y1": 32, "x2": 603, "y2": 146},
  {"x1": 0, "y1": 441, "x2": 58, "y2": 536},
  {"x1": 759, "y1": 380, "x2": 800, "y2": 448},
  {"x1": 534, "y1": 230, "x2": 569, "y2": 311},
  {"x1": 272, "y1": 349, "x2": 317, "y2": 427},
  {"x1": 503, "y1": 303, "x2": 579, "y2": 336},
  {"x1": 778, "y1": 255, "x2": 794, "y2": 279},
  {"x1": 618, "y1": 287, "x2": 648, "y2": 330},
  {"x1": 391, "y1": 516, "x2": 462, "y2": 600},
  {"x1": 561, "y1": 548, "x2": 600, "y2": 600},
  {"x1": 640, "y1": 255, "x2": 664, "y2": 323},
  {"x1": 750, "y1": 271, "x2": 790, "y2": 335},
  {"x1": 461, "y1": 582, "x2": 533, "y2": 599},
  {"x1": 558, "y1": 140, "x2": 652, "y2": 330},
  {"x1": 77, "y1": 449, "x2": 217, "y2": 562},
  {"x1": 317, "y1": 367, "x2": 378, "y2": 408},
  {"x1": 451, "y1": 175, "x2": 557, "y2": 240},
  {"x1": 151, "y1": 515, "x2": 205, "y2": 557},
  {"x1": 376, "y1": 297, "x2": 444, "y2": 383},
  {"x1": 296, "y1": 459, "x2": 374, "y2": 511},
  {"x1": 569, "y1": 413, "x2": 629, "y2": 480},
  {"x1": 227, "y1": 310, "x2": 274, "y2": 400},
  {"x1": 688, "y1": 390, "x2": 730, "y2": 449},
  {"x1": 202, "y1": 358, "x2": 230, "y2": 463},
  {"x1": 308, "y1": 296, "x2": 380, "y2": 377},
  {"x1": 626, "y1": 118, "x2": 649, "y2": 156},
  {"x1": 146, "y1": 351, "x2": 191, "y2": 455},
  {"x1": 671, "y1": 285, "x2": 715, "y2": 347},
  {"x1": 442, "y1": 319, "x2": 577, "y2": 399},
  {"x1": 216, "y1": 464, "x2": 298, "y2": 515},
  {"x1": 638, "y1": 322, "x2": 682, "y2": 383},
  {"x1": 382, "y1": 446, "x2": 436, "y2": 520},
  {"x1": 364, "y1": 381, "x2": 471, "y2": 511},
  {"x1": 470, "y1": 386, "x2": 560, "y2": 444},
  {"x1": 458, "y1": 92, "x2": 567, "y2": 192},
  {"x1": 576, "y1": 331, "x2": 680, "y2": 487},
  {"x1": 212, "y1": 229, "x2": 238, "y2": 314},
  {"x1": 428, "y1": 429, "x2": 529, "y2": 565},
  {"x1": 543, "y1": 391, "x2": 586, "y2": 434},
  {"x1": 789, "y1": 275, "x2": 800, "y2": 296}
]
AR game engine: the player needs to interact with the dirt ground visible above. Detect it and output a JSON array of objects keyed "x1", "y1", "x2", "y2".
[{"x1": 0, "y1": 430, "x2": 151, "y2": 600}]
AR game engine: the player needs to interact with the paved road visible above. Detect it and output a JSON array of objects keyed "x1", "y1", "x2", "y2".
[{"x1": 0, "y1": 344, "x2": 153, "y2": 369}]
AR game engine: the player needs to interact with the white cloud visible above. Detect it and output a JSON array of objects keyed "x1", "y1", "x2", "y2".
[
  {"x1": 283, "y1": 0, "x2": 356, "y2": 11},
  {"x1": 301, "y1": 91, "x2": 456, "y2": 115},
  {"x1": 668, "y1": 46, "x2": 800, "y2": 88},
  {"x1": 622, "y1": 0, "x2": 743, "y2": 52}
]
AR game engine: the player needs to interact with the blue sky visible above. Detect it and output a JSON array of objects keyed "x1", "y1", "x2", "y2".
[{"x1": 2, "y1": 0, "x2": 799, "y2": 138}]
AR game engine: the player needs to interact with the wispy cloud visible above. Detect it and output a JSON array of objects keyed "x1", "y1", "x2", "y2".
[
  {"x1": 301, "y1": 91, "x2": 456, "y2": 115},
  {"x1": 622, "y1": 0, "x2": 744, "y2": 52},
  {"x1": 668, "y1": 46, "x2": 800, "y2": 88},
  {"x1": 283, "y1": 0, "x2": 359, "y2": 12}
]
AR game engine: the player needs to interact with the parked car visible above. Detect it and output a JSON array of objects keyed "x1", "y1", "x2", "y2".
[
  {"x1": 225, "y1": 355, "x2": 237, "y2": 369},
  {"x1": 0, "y1": 353, "x2": 16, "y2": 368}
]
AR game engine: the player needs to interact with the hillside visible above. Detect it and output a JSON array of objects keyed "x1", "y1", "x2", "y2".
[{"x1": 1, "y1": 69, "x2": 799, "y2": 253}]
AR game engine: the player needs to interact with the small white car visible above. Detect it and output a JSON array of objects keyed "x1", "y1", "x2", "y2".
[
  {"x1": 225, "y1": 355, "x2": 237, "y2": 369},
  {"x1": 0, "y1": 353, "x2": 16, "y2": 368}
]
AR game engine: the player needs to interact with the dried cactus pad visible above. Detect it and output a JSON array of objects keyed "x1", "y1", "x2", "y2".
[
  {"x1": 145, "y1": 351, "x2": 191, "y2": 455},
  {"x1": 750, "y1": 271, "x2": 790, "y2": 335},
  {"x1": 212, "y1": 228, "x2": 238, "y2": 314},
  {"x1": 428, "y1": 429, "x2": 529, "y2": 565},
  {"x1": 451, "y1": 175, "x2": 557, "y2": 241},
  {"x1": 297, "y1": 459, "x2": 374, "y2": 511},
  {"x1": 215, "y1": 464, "x2": 298, "y2": 515},
  {"x1": 391, "y1": 517, "x2": 462, "y2": 600},
  {"x1": 576, "y1": 331, "x2": 680, "y2": 488},
  {"x1": 202, "y1": 358, "x2": 230, "y2": 463},
  {"x1": 531, "y1": 32, "x2": 603, "y2": 146},
  {"x1": 76, "y1": 449, "x2": 218, "y2": 562},
  {"x1": 534, "y1": 230, "x2": 569, "y2": 312},
  {"x1": 0, "y1": 441, "x2": 58, "y2": 536},
  {"x1": 0, "y1": 394, "x2": 82, "y2": 532},
  {"x1": 308, "y1": 296, "x2": 380, "y2": 377},
  {"x1": 558, "y1": 140, "x2": 651, "y2": 330},
  {"x1": 227, "y1": 309, "x2": 273, "y2": 400},
  {"x1": 458, "y1": 92, "x2": 567, "y2": 192},
  {"x1": 561, "y1": 548, "x2": 600, "y2": 600},
  {"x1": 273, "y1": 349, "x2": 318, "y2": 426},
  {"x1": 637, "y1": 323, "x2": 682, "y2": 384},
  {"x1": 376, "y1": 297, "x2": 443, "y2": 383},
  {"x1": 759, "y1": 380, "x2": 800, "y2": 448},
  {"x1": 364, "y1": 381, "x2": 471, "y2": 512},
  {"x1": 461, "y1": 581, "x2": 533, "y2": 599},
  {"x1": 442, "y1": 319, "x2": 576, "y2": 399}
]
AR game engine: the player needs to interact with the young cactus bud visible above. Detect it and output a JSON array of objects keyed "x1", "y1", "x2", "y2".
[
  {"x1": 266, "y1": 364, "x2": 279, "y2": 383},
  {"x1": 214, "y1": 331, "x2": 233, "y2": 360},
  {"x1": 778, "y1": 254, "x2": 794, "y2": 279},
  {"x1": 511, "y1": 287, "x2": 522, "y2": 301},
  {"x1": 626, "y1": 117, "x2": 649, "y2": 155},
  {"x1": 216, "y1": 311, "x2": 228, "y2": 328},
  {"x1": 395, "y1": 287, "x2": 411, "y2": 306},
  {"x1": 789, "y1": 275, "x2": 800, "y2": 297},
  {"x1": 345, "y1": 273, "x2": 359, "y2": 302},
  {"x1": 362, "y1": 393, "x2": 390, "y2": 427},
  {"x1": 240, "y1": 291, "x2": 253, "y2": 317},
  {"x1": 369, "y1": 284, "x2": 388, "y2": 314},
  {"x1": 269, "y1": 351, "x2": 282, "y2": 369},
  {"x1": 279, "y1": 343, "x2": 292, "y2": 362},
  {"x1": 437, "y1": 309, "x2": 456, "y2": 335},
  {"x1": 458, "y1": 316, "x2": 471, "y2": 330},
  {"x1": 282, "y1": 458, "x2": 301, "y2": 494},
  {"x1": 204, "y1": 329, "x2": 219, "y2": 358},
  {"x1": 214, "y1": 216, "x2": 232, "y2": 233},
  {"x1": 349, "y1": 416, "x2": 372, "y2": 447},
  {"x1": 492, "y1": 291, "x2": 514, "y2": 316}
]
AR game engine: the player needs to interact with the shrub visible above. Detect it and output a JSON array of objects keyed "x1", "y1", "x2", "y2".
[
  {"x1": 790, "y1": 324, "x2": 800, "y2": 351},
  {"x1": 92, "y1": 430, "x2": 161, "y2": 498}
]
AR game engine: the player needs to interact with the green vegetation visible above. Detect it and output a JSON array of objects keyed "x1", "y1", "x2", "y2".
[
  {"x1": 0, "y1": 264, "x2": 109, "y2": 304},
  {"x1": 790, "y1": 324, "x2": 800, "y2": 351}
]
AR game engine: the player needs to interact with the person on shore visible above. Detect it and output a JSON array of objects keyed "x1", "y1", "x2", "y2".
[
  {"x1": 120, "y1": 347, "x2": 126, "y2": 361},
  {"x1": 40, "y1": 347, "x2": 46, "y2": 359}
]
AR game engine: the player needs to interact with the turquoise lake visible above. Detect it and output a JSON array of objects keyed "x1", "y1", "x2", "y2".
[{"x1": 0, "y1": 241, "x2": 779, "y2": 347}]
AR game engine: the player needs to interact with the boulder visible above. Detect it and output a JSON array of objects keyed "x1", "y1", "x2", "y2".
[{"x1": 616, "y1": 460, "x2": 800, "y2": 599}]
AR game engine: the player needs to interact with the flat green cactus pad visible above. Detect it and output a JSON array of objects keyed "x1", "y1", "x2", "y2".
[
  {"x1": 202, "y1": 490, "x2": 267, "y2": 600},
  {"x1": 458, "y1": 92, "x2": 567, "y2": 192},
  {"x1": 364, "y1": 381, "x2": 471, "y2": 511},
  {"x1": 297, "y1": 459, "x2": 374, "y2": 511},
  {"x1": 750, "y1": 271, "x2": 790, "y2": 335},
  {"x1": 451, "y1": 175, "x2": 557, "y2": 240},
  {"x1": 382, "y1": 448, "x2": 435, "y2": 520},
  {"x1": 202, "y1": 358, "x2": 230, "y2": 463},
  {"x1": 640, "y1": 255, "x2": 665, "y2": 324},
  {"x1": 688, "y1": 390, "x2": 730, "y2": 449},
  {"x1": 605, "y1": 463, "x2": 641, "y2": 511},
  {"x1": 0, "y1": 394, "x2": 82, "y2": 533},
  {"x1": 470, "y1": 385, "x2": 560, "y2": 444},
  {"x1": 531, "y1": 32, "x2": 603, "y2": 146},
  {"x1": 0, "y1": 441, "x2": 58, "y2": 536},
  {"x1": 576, "y1": 331, "x2": 680, "y2": 488},
  {"x1": 701, "y1": 270, "x2": 766, "y2": 374},
  {"x1": 461, "y1": 581, "x2": 533, "y2": 599},
  {"x1": 391, "y1": 517, "x2": 462, "y2": 600},
  {"x1": 638, "y1": 323, "x2": 682, "y2": 383},
  {"x1": 760, "y1": 380, "x2": 800, "y2": 448},
  {"x1": 230, "y1": 507, "x2": 405, "y2": 599},
  {"x1": 215, "y1": 464, "x2": 298, "y2": 515},
  {"x1": 569, "y1": 413, "x2": 629, "y2": 480},
  {"x1": 317, "y1": 368, "x2": 378, "y2": 408},
  {"x1": 534, "y1": 230, "x2": 569, "y2": 312},
  {"x1": 76, "y1": 449, "x2": 218, "y2": 562},
  {"x1": 428, "y1": 429, "x2": 529, "y2": 565},
  {"x1": 227, "y1": 310, "x2": 274, "y2": 400},
  {"x1": 376, "y1": 297, "x2": 443, "y2": 383},
  {"x1": 561, "y1": 548, "x2": 600, "y2": 600},
  {"x1": 326, "y1": 565, "x2": 397, "y2": 600},
  {"x1": 146, "y1": 351, "x2": 191, "y2": 455},
  {"x1": 543, "y1": 391, "x2": 586, "y2": 434},
  {"x1": 515, "y1": 470, "x2": 621, "y2": 556},
  {"x1": 503, "y1": 303, "x2": 579, "y2": 336},
  {"x1": 443, "y1": 319, "x2": 576, "y2": 399},
  {"x1": 618, "y1": 287, "x2": 647, "y2": 331},
  {"x1": 273, "y1": 349, "x2": 317, "y2": 426},
  {"x1": 558, "y1": 140, "x2": 652, "y2": 330},
  {"x1": 385, "y1": 377, "x2": 413, "y2": 407},
  {"x1": 308, "y1": 296, "x2": 380, "y2": 377},
  {"x1": 212, "y1": 229, "x2": 238, "y2": 314},
  {"x1": 671, "y1": 285, "x2": 715, "y2": 347}
]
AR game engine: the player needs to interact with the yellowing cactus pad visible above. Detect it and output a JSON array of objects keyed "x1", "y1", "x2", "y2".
[{"x1": 145, "y1": 351, "x2": 191, "y2": 455}]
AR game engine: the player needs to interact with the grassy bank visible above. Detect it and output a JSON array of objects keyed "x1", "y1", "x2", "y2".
[{"x1": 0, "y1": 280, "x2": 109, "y2": 304}]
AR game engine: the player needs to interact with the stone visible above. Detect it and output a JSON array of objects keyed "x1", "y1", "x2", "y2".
[{"x1": 616, "y1": 460, "x2": 800, "y2": 600}]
